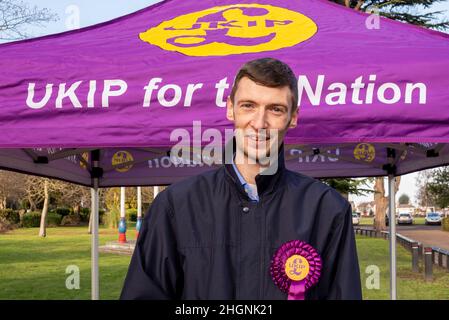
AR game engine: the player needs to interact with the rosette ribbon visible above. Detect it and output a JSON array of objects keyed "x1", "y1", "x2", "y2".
[{"x1": 270, "y1": 240, "x2": 322, "y2": 300}]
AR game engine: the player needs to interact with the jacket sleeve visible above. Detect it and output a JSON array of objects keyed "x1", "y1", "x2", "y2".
[
  {"x1": 120, "y1": 191, "x2": 184, "y2": 300},
  {"x1": 314, "y1": 197, "x2": 363, "y2": 300}
]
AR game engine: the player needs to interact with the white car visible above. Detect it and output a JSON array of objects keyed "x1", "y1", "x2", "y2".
[
  {"x1": 425, "y1": 212, "x2": 442, "y2": 225},
  {"x1": 352, "y1": 213, "x2": 360, "y2": 226},
  {"x1": 397, "y1": 213, "x2": 413, "y2": 225}
]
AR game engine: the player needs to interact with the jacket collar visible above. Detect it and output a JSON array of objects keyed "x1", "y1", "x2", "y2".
[{"x1": 223, "y1": 136, "x2": 286, "y2": 201}]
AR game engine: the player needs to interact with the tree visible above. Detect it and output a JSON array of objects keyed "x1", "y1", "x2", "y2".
[
  {"x1": 0, "y1": 170, "x2": 26, "y2": 209},
  {"x1": 335, "y1": 0, "x2": 449, "y2": 30},
  {"x1": 24, "y1": 176, "x2": 68, "y2": 237},
  {"x1": 427, "y1": 166, "x2": 449, "y2": 210},
  {"x1": 398, "y1": 193, "x2": 410, "y2": 205},
  {"x1": 0, "y1": 0, "x2": 58, "y2": 41},
  {"x1": 38, "y1": 179, "x2": 49, "y2": 237},
  {"x1": 415, "y1": 170, "x2": 435, "y2": 212},
  {"x1": 100, "y1": 186, "x2": 164, "y2": 230},
  {"x1": 373, "y1": 176, "x2": 401, "y2": 231},
  {"x1": 322, "y1": 177, "x2": 375, "y2": 200}
]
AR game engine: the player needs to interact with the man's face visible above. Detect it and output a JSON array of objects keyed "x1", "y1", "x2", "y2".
[{"x1": 226, "y1": 77, "x2": 298, "y2": 165}]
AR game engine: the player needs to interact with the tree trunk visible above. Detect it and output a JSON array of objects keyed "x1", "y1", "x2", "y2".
[
  {"x1": 39, "y1": 180, "x2": 49, "y2": 237},
  {"x1": 28, "y1": 195, "x2": 36, "y2": 212},
  {"x1": 374, "y1": 176, "x2": 401, "y2": 232},
  {"x1": 374, "y1": 177, "x2": 388, "y2": 231},
  {"x1": 0, "y1": 197, "x2": 6, "y2": 210}
]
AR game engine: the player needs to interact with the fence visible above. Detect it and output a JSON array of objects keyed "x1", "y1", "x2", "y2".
[{"x1": 354, "y1": 227, "x2": 449, "y2": 279}]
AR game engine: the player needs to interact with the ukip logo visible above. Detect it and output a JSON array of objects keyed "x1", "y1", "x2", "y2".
[
  {"x1": 139, "y1": 4, "x2": 317, "y2": 56},
  {"x1": 112, "y1": 151, "x2": 134, "y2": 173},
  {"x1": 353, "y1": 143, "x2": 376, "y2": 163}
]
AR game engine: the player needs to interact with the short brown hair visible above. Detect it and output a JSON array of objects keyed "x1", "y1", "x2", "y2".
[{"x1": 229, "y1": 58, "x2": 298, "y2": 111}]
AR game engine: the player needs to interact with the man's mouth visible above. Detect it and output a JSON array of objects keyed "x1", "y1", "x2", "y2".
[{"x1": 246, "y1": 134, "x2": 270, "y2": 142}]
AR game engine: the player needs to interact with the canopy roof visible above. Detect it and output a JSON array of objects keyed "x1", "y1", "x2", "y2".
[{"x1": 1, "y1": 0, "x2": 449, "y2": 186}]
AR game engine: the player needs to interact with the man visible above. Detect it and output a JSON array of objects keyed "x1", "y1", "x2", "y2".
[{"x1": 120, "y1": 58, "x2": 362, "y2": 300}]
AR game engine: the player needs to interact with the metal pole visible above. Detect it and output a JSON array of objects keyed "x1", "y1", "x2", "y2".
[
  {"x1": 424, "y1": 247, "x2": 433, "y2": 281},
  {"x1": 412, "y1": 242, "x2": 419, "y2": 273},
  {"x1": 121, "y1": 187, "x2": 126, "y2": 217},
  {"x1": 119, "y1": 187, "x2": 127, "y2": 243},
  {"x1": 388, "y1": 175, "x2": 397, "y2": 300},
  {"x1": 136, "y1": 187, "x2": 142, "y2": 239},
  {"x1": 91, "y1": 155, "x2": 100, "y2": 301},
  {"x1": 137, "y1": 186, "x2": 142, "y2": 218}
]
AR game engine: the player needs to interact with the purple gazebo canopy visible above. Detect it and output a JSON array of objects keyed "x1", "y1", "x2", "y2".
[{"x1": 1, "y1": 0, "x2": 449, "y2": 186}]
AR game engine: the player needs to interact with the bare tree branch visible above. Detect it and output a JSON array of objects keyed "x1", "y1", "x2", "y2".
[{"x1": 0, "y1": 0, "x2": 58, "y2": 41}]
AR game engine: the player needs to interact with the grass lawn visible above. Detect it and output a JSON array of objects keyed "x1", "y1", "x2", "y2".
[
  {"x1": 0, "y1": 226, "x2": 133, "y2": 299},
  {"x1": 360, "y1": 217, "x2": 426, "y2": 226},
  {"x1": 357, "y1": 235, "x2": 449, "y2": 299},
  {"x1": 0, "y1": 227, "x2": 448, "y2": 299}
]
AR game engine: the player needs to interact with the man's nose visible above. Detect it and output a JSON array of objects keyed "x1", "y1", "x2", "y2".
[{"x1": 250, "y1": 108, "x2": 268, "y2": 129}]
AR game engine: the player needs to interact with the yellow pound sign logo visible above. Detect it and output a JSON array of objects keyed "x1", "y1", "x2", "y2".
[
  {"x1": 285, "y1": 254, "x2": 310, "y2": 281},
  {"x1": 112, "y1": 151, "x2": 134, "y2": 173},
  {"x1": 353, "y1": 143, "x2": 376, "y2": 163},
  {"x1": 140, "y1": 4, "x2": 317, "y2": 56}
]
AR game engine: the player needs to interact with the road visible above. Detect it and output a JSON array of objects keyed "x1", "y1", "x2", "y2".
[{"x1": 396, "y1": 224, "x2": 449, "y2": 251}]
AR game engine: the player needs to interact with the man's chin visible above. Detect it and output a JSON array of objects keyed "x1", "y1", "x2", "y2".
[{"x1": 243, "y1": 148, "x2": 273, "y2": 166}]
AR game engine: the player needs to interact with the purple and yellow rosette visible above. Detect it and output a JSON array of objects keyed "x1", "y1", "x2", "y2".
[{"x1": 270, "y1": 240, "x2": 322, "y2": 300}]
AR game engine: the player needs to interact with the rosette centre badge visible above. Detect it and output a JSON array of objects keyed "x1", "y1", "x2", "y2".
[{"x1": 271, "y1": 240, "x2": 322, "y2": 300}]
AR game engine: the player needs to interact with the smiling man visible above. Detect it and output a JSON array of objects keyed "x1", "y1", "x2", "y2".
[{"x1": 120, "y1": 58, "x2": 362, "y2": 300}]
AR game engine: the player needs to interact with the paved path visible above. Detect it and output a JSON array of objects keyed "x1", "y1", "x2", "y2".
[
  {"x1": 397, "y1": 225, "x2": 449, "y2": 251},
  {"x1": 358, "y1": 224, "x2": 449, "y2": 251}
]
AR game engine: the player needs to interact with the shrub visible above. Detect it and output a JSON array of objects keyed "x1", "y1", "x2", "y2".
[
  {"x1": 77, "y1": 208, "x2": 107, "y2": 225},
  {"x1": 0, "y1": 209, "x2": 20, "y2": 224},
  {"x1": 0, "y1": 217, "x2": 15, "y2": 233},
  {"x1": 22, "y1": 212, "x2": 41, "y2": 228},
  {"x1": 22, "y1": 212, "x2": 62, "y2": 228},
  {"x1": 61, "y1": 214, "x2": 81, "y2": 226},
  {"x1": 99, "y1": 209, "x2": 106, "y2": 225},
  {"x1": 55, "y1": 208, "x2": 72, "y2": 217},
  {"x1": 47, "y1": 212, "x2": 63, "y2": 226},
  {"x1": 104, "y1": 208, "x2": 119, "y2": 229},
  {"x1": 126, "y1": 208, "x2": 138, "y2": 222},
  {"x1": 79, "y1": 207, "x2": 90, "y2": 222}
]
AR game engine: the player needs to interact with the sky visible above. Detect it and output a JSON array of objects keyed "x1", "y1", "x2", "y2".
[
  {"x1": 12, "y1": 0, "x2": 449, "y2": 39},
  {"x1": 6, "y1": 0, "x2": 449, "y2": 206}
]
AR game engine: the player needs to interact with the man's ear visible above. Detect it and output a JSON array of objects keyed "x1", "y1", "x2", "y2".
[
  {"x1": 289, "y1": 107, "x2": 298, "y2": 128},
  {"x1": 226, "y1": 96, "x2": 234, "y2": 122}
]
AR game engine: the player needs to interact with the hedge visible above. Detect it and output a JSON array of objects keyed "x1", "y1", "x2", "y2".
[
  {"x1": 22, "y1": 212, "x2": 62, "y2": 228},
  {"x1": 0, "y1": 209, "x2": 20, "y2": 225},
  {"x1": 55, "y1": 208, "x2": 72, "y2": 217},
  {"x1": 126, "y1": 208, "x2": 138, "y2": 222}
]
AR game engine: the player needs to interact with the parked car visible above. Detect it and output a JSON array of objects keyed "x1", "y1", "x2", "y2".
[
  {"x1": 352, "y1": 213, "x2": 360, "y2": 226},
  {"x1": 397, "y1": 212, "x2": 413, "y2": 225},
  {"x1": 425, "y1": 212, "x2": 442, "y2": 225}
]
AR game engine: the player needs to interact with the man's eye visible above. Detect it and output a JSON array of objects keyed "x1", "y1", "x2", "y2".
[
  {"x1": 271, "y1": 106, "x2": 285, "y2": 113},
  {"x1": 241, "y1": 103, "x2": 253, "y2": 108}
]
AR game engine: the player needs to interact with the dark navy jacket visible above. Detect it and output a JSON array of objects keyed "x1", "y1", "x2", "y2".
[{"x1": 120, "y1": 146, "x2": 362, "y2": 300}]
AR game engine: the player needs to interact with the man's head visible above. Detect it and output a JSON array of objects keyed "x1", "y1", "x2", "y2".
[{"x1": 226, "y1": 58, "x2": 298, "y2": 165}]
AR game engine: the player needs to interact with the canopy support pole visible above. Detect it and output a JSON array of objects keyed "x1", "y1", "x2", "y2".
[
  {"x1": 388, "y1": 174, "x2": 397, "y2": 300},
  {"x1": 119, "y1": 187, "x2": 127, "y2": 243},
  {"x1": 136, "y1": 186, "x2": 142, "y2": 239},
  {"x1": 90, "y1": 150, "x2": 101, "y2": 300}
]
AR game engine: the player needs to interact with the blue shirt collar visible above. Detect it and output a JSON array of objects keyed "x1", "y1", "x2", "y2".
[{"x1": 231, "y1": 155, "x2": 259, "y2": 202}]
